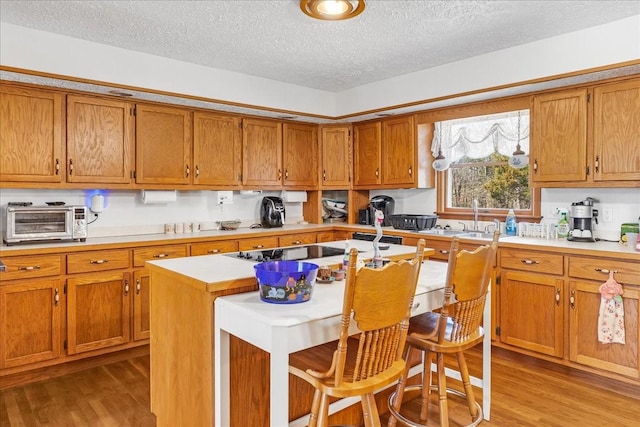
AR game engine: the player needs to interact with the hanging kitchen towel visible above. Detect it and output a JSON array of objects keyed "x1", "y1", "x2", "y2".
[{"x1": 597, "y1": 271, "x2": 625, "y2": 344}]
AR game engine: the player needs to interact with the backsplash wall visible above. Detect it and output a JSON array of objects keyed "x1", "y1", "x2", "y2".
[{"x1": 1, "y1": 187, "x2": 637, "y2": 241}]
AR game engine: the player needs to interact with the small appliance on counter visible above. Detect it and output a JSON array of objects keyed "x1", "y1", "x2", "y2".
[
  {"x1": 567, "y1": 197, "x2": 598, "y2": 242},
  {"x1": 3, "y1": 204, "x2": 88, "y2": 245},
  {"x1": 260, "y1": 196, "x2": 285, "y2": 228},
  {"x1": 366, "y1": 195, "x2": 395, "y2": 227}
]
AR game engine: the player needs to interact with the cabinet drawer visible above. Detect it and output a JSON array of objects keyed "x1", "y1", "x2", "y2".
[
  {"x1": 500, "y1": 249, "x2": 564, "y2": 275},
  {"x1": 67, "y1": 249, "x2": 130, "y2": 274},
  {"x1": 191, "y1": 240, "x2": 238, "y2": 256},
  {"x1": 279, "y1": 233, "x2": 316, "y2": 247},
  {"x1": 237, "y1": 236, "x2": 279, "y2": 252},
  {"x1": 569, "y1": 256, "x2": 640, "y2": 286},
  {"x1": 133, "y1": 245, "x2": 188, "y2": 267},
  {"x1": 0, "y1": 254, "x2": 63, "y2": 280}
]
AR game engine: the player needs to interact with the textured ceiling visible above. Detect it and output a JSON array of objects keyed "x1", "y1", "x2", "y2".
[{"x1": 1, "y1": 0, "x2": 639, "y2": 92}]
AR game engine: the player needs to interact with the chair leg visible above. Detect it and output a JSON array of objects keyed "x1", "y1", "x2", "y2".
[
  {"x1": 419, "y1": 350, "x2": 432, "y2": 422},
  {"x1": 361, "y1": 393, "x2": 381, "y2": 427},
  {"x1": 456, "y1": 350, "x2": 479, "y2": 419},
  {"x1": 436, "y1": 352, "x2": 449, "y2": 427},
  {"x1": 308, "y1": 389, "x2": 322, "y2": 427},
  {"x1": 316, "y1": 392, "x2": 330, "y2": 427},
  {"x1": 388, "y1": 345, "x2": 415, "y2": 427}
]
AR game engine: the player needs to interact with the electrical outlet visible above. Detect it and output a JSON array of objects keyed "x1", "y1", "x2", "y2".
[{"x1": 602, "y1": 207, "x2": 613, "y2": 223}]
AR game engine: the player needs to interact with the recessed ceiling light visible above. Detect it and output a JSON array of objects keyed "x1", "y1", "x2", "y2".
[{"x1": 300, "y1": 0, "x2": 365, "y2": 21}]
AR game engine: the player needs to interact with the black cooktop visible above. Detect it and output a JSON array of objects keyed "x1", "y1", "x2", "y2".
[{"x1": 228, "y1": 244, "x2": 344, "y2": 263}]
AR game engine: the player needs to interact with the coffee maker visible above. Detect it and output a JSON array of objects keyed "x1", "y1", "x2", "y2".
[
  {"x1": 260, "y1": 196, "x2": 285, "y2": 228},
  {"x1": 568, "y1": 197, "x2": 598, "y2": 242},
  {"x1": 369, "y1": 195, "x2": 395, "y2": 227}
]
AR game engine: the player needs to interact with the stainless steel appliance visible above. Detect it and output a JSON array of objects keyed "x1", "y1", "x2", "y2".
[
  {"x1": 369, "y1": 195, "x2": 395, "y2": 227},
  {"x1": 3, "y1": 205, "x2": 88, "y2": 245},
  {"x1": 568, "y1": 197, "x2": 598, "y2": 242},
  {"x1": 260, "y1": 196, "x2": 285, "y2": 228},
  {"x1": 227, "y1": 244, "x2": 345, "y2": 262}
]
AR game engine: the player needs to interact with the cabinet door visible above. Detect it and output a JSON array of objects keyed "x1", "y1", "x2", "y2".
[
  {"x1": 0, "y1": 85, "x2": 64, "y2": 183},
  {"x1": 569, "y1": 280, "x2": 639, "y2": 379},
  {"x1": 532, "y1": 89, "x2": 587, "y2": 182},
  {"x1": 66, "y1": 272, "x2": 131, "y2": 354},
  {"x1": 593, "y1": 79, "x2": 640, "y2": 182},
  {"x1": 133, "y1": 270, "x2": 150, "y2": 341},
  {"x1": 66, "y1": 95, "x2": 134, "y2": 184},
  {"x1": 320, "y1": 126, "x2": 351, "y2": 188},
  {"x1": 499, "y1": 270, "x2": 564, "y2": 357},
  {"x1": 353, "y1": 122, "x2": 381, "y2": 187},
  {"x1": 283, "y1": 122, "x2": 318, "y2": 188},
  {"x1": 242, "y1": 118, "x2": 282, "y2": 187},
  {"x1": 0, "y1": 279, "x2": 62, "y2": 368},
  {"x1": 382, "y1": 116, "x2": 416, "y2": 186},
  {"x1": 136, "y1": 104, "x2": 192, "y2": 185},
  {"x1": 193, "y1": 111, "x2": 242, "y2": 186}
]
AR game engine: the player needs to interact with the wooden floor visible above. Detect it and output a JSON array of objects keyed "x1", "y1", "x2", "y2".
[{"x1": 1, "y1": 347, "x2": 638, "y2": 427}]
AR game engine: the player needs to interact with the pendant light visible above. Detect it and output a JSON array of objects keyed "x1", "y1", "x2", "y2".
[
  {"x1": 300, "y1": 0, "x2": 365, "y2": 20},
  {"x1": 508, "y1": 112, "x2": 529, "y2": 169},
  {"x1": 432, "y1": 123, "x2": 450, "y2": 171}
]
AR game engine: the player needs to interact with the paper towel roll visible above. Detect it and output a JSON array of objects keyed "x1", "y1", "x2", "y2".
[
  {"x1": 141, "y1": 190, "x2": 177, "y2": 204},
  {"x1": 281, "y1": 190, "x2": 307, "y2": 203}
]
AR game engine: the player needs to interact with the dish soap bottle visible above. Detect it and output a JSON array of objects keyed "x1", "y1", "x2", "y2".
[
  {"x1": 557, "y1": 210, "x2": 570, "y2": 238},
  {"x1": 505, "y1": 209, "x2": 517, "y2": 236},
  {"x1": 342, "y1": 240, "x2": 350, "y2": 272}
]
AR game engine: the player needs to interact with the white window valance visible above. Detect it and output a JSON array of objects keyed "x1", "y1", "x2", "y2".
[{"x1": 431, "y1": 110, "x2": 530, "y2": 163}]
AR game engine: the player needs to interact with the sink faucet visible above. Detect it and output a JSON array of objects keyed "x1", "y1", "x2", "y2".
[{"x1": 472, "y1": 199, "x2": 479, "y2": 231}]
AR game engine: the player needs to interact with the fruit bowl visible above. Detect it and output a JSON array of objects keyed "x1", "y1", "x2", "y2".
[{"x1": 254, "y1": 261, "x2": 319, "y2": 304}]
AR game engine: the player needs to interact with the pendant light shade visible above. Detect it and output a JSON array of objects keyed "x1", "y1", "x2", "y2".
[
  {"x1": 432, "y1": 149, "x2": 450, "y2": 171},
  {"x1": 300, "y1": 0, "x2": 365, "y2": 20},
  {"x1": 509, "y1": 111, "x2": 529, "y2": 169}
]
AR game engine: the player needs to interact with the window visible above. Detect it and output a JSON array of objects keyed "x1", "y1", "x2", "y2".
[{"x1": 434, "y1": 109, "x2": 540, "y2": 221}]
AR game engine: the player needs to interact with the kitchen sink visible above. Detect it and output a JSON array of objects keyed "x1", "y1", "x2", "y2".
[
  {"x1": 418, "y1": 229, "x2": 467, "y2": 236},
  {"x1": 458, "y1": 231, "x2": 497, "y2": 240}
]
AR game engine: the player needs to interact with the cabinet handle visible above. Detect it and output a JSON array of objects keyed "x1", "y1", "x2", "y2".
[
  {"x1": 285, "y1": 169, "x2": 289, "y2": 179},
  {"x1": 408, "y1": 165, "x2": 412, "y2": 176},
  {"x1": 292, "y1": 240, "x2": 302, "y2": 245},
  {"x1": 594, "y1": 268, "x2": 618, "y2": 274},
  {"x1": 136, "y1": 279, "x2": 141, "y2": 295},
  {"x1": 323, "y1": 170, "x2": 326, "y2": 181},
  {"x1": 278, "y1": 169, "x2": 282, "y2": 180},
  {"x1": 594, "y1": 156, "x2": 599, "y2": 173},
  {"x1": 68, "y1": 159, "x2": 74, "y2": 175},
  {"x1": 18, "y1": 265, "x2": 41, "y2": 271},
  {"x1": 90, "y1": 259, "x2": 109, "y2": 264},
  {"x1": 252, "y1": 244, "x2": 264, "y2": 249},
  {"x1": 556, "y1": 288, "x2": 561, "y2": 306},
  {"x1": 55, "y1": 158, "x2": 60, "y2": 175},
  {"x1": 207, "y1": 249, "x2": 221, "y2": 254},
  {"x1": 54, "y1": 288, "x2": 60, "y2": 306},
  {"x1": 520, "y1": 259, "x2": 540, "y2": 265},
  {"x1": 124, "y1": 279, "x2": 130, "y2": 295},
  {"x1": 570, "y1": 289, "x2": 575, "y2": 309},
  {"x1": 153, "y1": 253, "x2": 169, "y2": 258},
  {"x1": 533, "y1": 159, "x2": 538, "y2": 174},
  {"x1": 185, "y1": 164, "x2": 190, "y2": 178},
  {"x1": 438, "y1": 250, "x2": 449, "y2": 255},
  {"x1": 195, "y1": 165, "x2": 200, "y2": 178},
  {"x1": 375, "y1": 168, "x2": 379, "y2": 177}
]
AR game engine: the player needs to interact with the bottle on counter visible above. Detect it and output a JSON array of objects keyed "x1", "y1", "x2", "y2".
[
  {"x1": 505, "y1": 209, "x2": 517, "y2": 236},
  {"x1": 557, "y1": 210, "x2": 570, "y2": 238},
  {"x1": 342, "y1": 240, "x2": 350, "y2": 271}
]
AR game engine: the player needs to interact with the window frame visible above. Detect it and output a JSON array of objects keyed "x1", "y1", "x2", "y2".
[{"x1": 415, "y1": 95, "x2": 541, "y2": 223}]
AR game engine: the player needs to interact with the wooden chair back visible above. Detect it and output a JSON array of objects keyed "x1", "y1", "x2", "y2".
[
  {"x1": 332, "y1": 240, "x2": 426, "y2": 386},
  {"x1": 437, "y1": 231, "x2": 499, "y2": 344}
]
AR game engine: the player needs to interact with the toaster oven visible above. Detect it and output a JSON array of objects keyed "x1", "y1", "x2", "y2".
[{"x1": 3, "y1": 205, "x2": 88, "y2": 245}]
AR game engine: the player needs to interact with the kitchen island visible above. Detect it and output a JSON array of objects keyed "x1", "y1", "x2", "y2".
[{"x1": 146, "y1": 240, "x2": 455, "y2": 426}]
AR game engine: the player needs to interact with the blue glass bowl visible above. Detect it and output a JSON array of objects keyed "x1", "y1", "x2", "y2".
[{"x1": 254, "y1": 261, "x2": 319, "y2": 304}]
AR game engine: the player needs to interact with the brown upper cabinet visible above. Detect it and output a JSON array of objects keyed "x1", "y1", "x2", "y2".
[
  {"x1": 242, "y1": 119, "x2": 318, "y2": 189},
  {"x1": 353, "y1": 115, "x2": 417, "y2": 189},
  {"x1": 193, "y1": 111, "x2": 242, "y2": 187},
  {"x1": 320, "y1": 126, "x2": 351, "y2": 189},
  {"x1": 67, "y1": 95, "x2": 135, "y2": 184},
  {"x1": 531, "y1": 78, "x2": 640, "y2": 187},
  {"x1": 135, "y1": 103, "x2": 192, "y2": 185},
  {"x1": 0, "y1": 84, "x2": 65, "y2": 184}
]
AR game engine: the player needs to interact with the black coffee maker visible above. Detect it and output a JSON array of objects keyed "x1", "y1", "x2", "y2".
[
  {"x1": 260, "y1": 196, "x2": 285, "y2": 228},
  {"x1": 369, "y1": 195, "x2": 395, "y2": 227}
]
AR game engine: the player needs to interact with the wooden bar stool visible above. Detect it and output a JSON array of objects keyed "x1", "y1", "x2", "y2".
[
  {"x1": 387, "y1": 232, "x2": 499, "y2": 427},
  {"x1": 289, "y1": 240, "x2": 426, "y2": 427}
]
